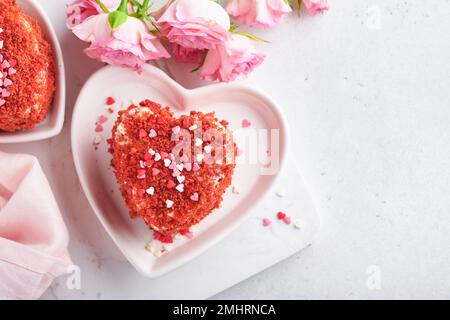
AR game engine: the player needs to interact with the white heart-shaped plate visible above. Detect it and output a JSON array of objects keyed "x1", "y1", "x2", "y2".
[
  {"x1": 0, "y1": 0, "x2": 65, "y2": 143},
  {"x1": 72, "y1": 65, "x2": 289, "y2": 278}
]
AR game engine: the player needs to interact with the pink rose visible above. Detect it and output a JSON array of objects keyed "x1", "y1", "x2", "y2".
[
  {"x1": 157, "y1": 0, "x2": 231, "y2": 50},
  {"x1": 172, "y1": 44, "x2": 205, "y2": 64},
  {"x1": 72, "y1": 14, "x2": 170, "y2": 71},
  {"x1": 149, "y1": 0, "x2": 176, "y2": 20},
  {"x1": 66, "y1": 0, "x2": 120, "y2": 29},
  {"x1": 226, "y1": 0, "x2": 292, "y2": 28},
  {"x1": 303, "y1": 0, "x2": 329, "y2": 16},
  {"x1": 200, "y1": 34, "x2": 265, "y2": 82}
]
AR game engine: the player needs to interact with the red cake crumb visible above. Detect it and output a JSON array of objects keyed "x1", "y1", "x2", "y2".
[
  {"x1": 0, "y1": 0, "x2": 55, "y2": 132},
  {"x1": 106, "y1": 96, "x2": 116, "y2": 105},
  {"x1": 277, "y1": 211, "x2": 286, "y2": 220},
  {"x1": 109, "y1": 100, "x2": 237, "y2": 237}
]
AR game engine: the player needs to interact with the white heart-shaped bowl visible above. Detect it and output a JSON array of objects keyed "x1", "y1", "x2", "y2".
[
  {"x1": 72, "y1": 65, "x2": 289, "y2": 278},
  {"x1": 0, "y1": 0, "x2": 65, "y2": 143}
]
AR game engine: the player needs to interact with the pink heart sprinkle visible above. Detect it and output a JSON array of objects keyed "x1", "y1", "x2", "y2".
[
  {"x1": 172, "y1": 126, "x2": 180, "y2": 135},
  {"x1": 145, "y1": 160, "x2": 154, "y2": 167},
  {"x1": 185, "y1": 231, "x2": 194, "y2": 239},
  {"x1": 1, "y1": 89, "x2": 10, "y2": 98},
  {"x1": 152, "y1": 168, "x2": 160, "y2": 176},
  {"x1": 137, "y1": 169, "x2": 146, "y2": 179},
  {"x1": 242, "y1": 119, "x2": 251, "y2": 128},
  {"x1": 167, "y1": 180, "x2": 176, "y2": 189},
  {"x1": 172, "y1": 168, "x2": 181, "y2": 177},
  {"x1": 149, "y1": 129, "x2": 157, "y2": 138},
  {"x1": 190, "y1": 193, "x2": 199, "y2": 201},
  {"x1": 283, "y1": 216, "x2": 291, "y2": 225},
  {"x1": 3, "y1": 78, "x2": 12, "y2": 87},
  {"x1": 0, "y1": 99, "x2": 5, "y2": 107},
  {"x1": 8, "y1": 68, "x2": 16, "y2": 75},
  {"x1": 169, "y1": 162, "x2": 176, "y2": 170},
  {"x1": 98, "y1": 115, "x2": 108, "y2": 124},
  {"x1": 192, "y1": 162, "x2": 200, "y2": 171},
  {"x1": 262, "y1": 218, "x2": 272, "y2": 227},
  {"x1": 139, "y1": 129, "x2": 147, "y2": 138},
  {"x1": 2, "y1": 60, "x2": 10, "y2": 69},
  {"x1": 95, "y1": 124, "x2": 103, "y2": 132},
  {"x1": 184, "y1": 163, "x2": 192, "y2": 171}
]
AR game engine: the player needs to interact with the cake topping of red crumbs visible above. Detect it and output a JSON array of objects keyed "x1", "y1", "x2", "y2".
[
  {"x1": 109, "y1": 100, "x2": 236, "y2": 238},
  {"x1": 179, "y1": 229, "x2": 194, "y2": 239},
  {"x1": 137, "y1": 169, "x2": 146, "y2": 179},
  {"x1": 153, "y1": 231, "x2": 173, "y2": 244},
  {"x1": 139, "y1": 129, "x2": 147, "y2": 138},
  {"x1": 167, "y1": 180, "x2": 176, "y2": 189}
]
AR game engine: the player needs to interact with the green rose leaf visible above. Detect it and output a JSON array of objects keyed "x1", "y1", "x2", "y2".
[
  {"x1": 109, "y1": 11, "x2": 128, "y2": 31},
  {"x1": 233, "y1": 31, "x2": 270, "y2": 43},
  {"x1": 229, "y1": 25, "x2": 239, "y2": 32},
  {"x1": 95, "y1": 0, "x2": 110, "y2": 13}
]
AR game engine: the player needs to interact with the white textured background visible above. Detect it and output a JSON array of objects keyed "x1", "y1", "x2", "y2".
[
  {"x1": 216, "y1": 0, "x2": 450, "y2": 299},
  {"x1": 3, "y1": 0, "x2": 450, "y2": 299}
]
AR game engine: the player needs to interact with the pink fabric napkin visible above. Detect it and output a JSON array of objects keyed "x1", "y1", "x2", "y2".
[{"x1": 0, "y1": 151, "x2": 72, "y2": 299}]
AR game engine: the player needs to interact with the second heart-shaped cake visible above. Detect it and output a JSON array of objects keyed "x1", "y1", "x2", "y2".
[{"x1": 109, "y1": 100, "x2": 236, "y2": 242}]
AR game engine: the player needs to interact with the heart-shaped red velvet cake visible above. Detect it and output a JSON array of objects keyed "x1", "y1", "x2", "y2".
[{"x1": 109, "y1": 100, "x2": 236, "y2": 242}]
